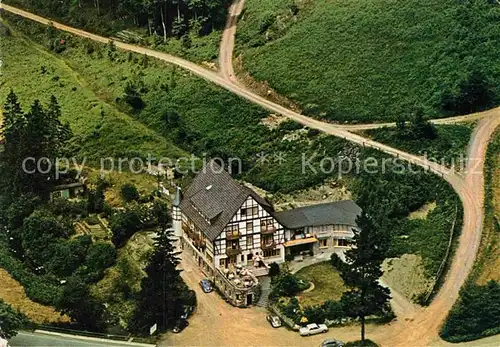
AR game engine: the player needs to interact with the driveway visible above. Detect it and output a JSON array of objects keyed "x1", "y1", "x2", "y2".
[{"x1": 161, "y1": 254, "x2": 363, "y2": 346}]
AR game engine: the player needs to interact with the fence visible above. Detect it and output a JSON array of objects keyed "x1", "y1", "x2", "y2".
[
  {"x1": 36, "y1": 325, "x2": 130, "y2": 341},
  {"x1": 424, "y1": 204, "x2": 459, "y2": 304}
]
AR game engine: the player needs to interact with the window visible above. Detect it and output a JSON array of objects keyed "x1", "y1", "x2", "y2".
[
  {"x1": 247, "y1": 235, "x2": 254, "y2": 248},
  {"x1": 228, "y1": 255, "x2": 237, "y2": 264},
  {"x1": 226, "y1": 224, "x2": 239, "y2": 238},
  {"x1": 263, "y1": 249, "x2": 280, "y2": 258},
  {"x1": 219, "y1": 258, "x2": 226, "y2": 267},
  {"x1": 338, "y1": 239, "x2": 349, "y2": 247},
  {"x1": 242, "y1": 206, "x2": 258, "y2": 218},
  {"x1": 320, "y1": 239, "x2": 328, "y2": 248},
  {"x1": 262, "y1": 234, "x2": 273, "y2": 245},
  {"x1": 246, "y1": 222, "x2": 253, "y2": 233}
]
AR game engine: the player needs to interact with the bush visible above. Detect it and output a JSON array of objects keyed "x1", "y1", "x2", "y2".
[
  {"x1": 0, "y1": 240, "x2": 62, "y2": 306},
  {"x1": 440, "y1": 281, "x2": 500, "y2": 342},
  {"x1": 0, "y1": 299, "x2": 29, "y2": 338},
  {"x1": 330, "y1": 253, "x2": 345, "y2": 271},
  {"x1": 303, "y1": 305, "x2": 326, "y2": 324},
  {"x1": 269, "y1": 262, "x2": 280, "y2": 278},
  {"x1": 109, "y1": 207, "x2": 144, "y2": 247},
  {"x1": 269, "y1": 272, "x2": 306, "y2": 300},
  {"x1": 120, "y1": 183, "x2": 140, "y2": 202}
]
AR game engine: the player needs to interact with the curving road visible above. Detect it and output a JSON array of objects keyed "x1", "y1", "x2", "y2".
[
  {"x1": 217, "y1": 0, "x2": 499, "y2": 131},
  {"x1": 2, "y1": 3, "x2": 499, "y2": 345},
  {"x1": 2, "y1": 3, "x2": 495, "y2": 132},
  {"x1": 219, "y1": 0, "x2": 245, "y2": 83}
]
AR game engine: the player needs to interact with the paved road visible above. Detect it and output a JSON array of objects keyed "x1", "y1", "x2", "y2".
[
  {"x1": 9, "y1": 331, "x2": 144, "y2": 347},
  {"x1": 2, "y1": 3, "x2": 500, "y2": 345}
]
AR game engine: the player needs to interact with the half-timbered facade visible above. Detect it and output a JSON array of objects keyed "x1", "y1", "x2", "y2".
[{"x1": 173, "y1": 160, "x2": 361, "y2": 307}]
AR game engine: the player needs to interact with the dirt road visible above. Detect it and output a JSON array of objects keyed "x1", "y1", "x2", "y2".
[
  {"x1": 216, "y1": 0, "x2": 499, "y2": 130},
  {"x1": 219, "y1": 0, "x2": 245, "y2": 82},
  {"x1": 1, "y1": 3, "x2": 494, "y2": 132},
  {"x1": 2, "y1": 3, "x2": 500, "y2": 345}
]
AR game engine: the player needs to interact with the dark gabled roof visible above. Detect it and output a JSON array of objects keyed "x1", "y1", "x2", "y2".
[
  {"x1": 274, "y1": 200, "x2": 361, "y2": 230},
  {"x1": 179, "y1": 160, "x2": 273, "y2": 241}
]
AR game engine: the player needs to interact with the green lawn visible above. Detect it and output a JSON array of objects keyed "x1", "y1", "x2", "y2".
[
  {"x1": 237, "y1": 0, "x2": 500, "y2": 122},
  {"x1": 0, "y1": 24, "x2": 187, "y2": 162},
  {"x1": 295, "y1": 262, "x2": 346, "y2": 306}
]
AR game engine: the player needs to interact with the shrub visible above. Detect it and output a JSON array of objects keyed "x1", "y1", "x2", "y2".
[
  {"x1": 330, "y1": 253, "x2": 345, "y2": 272},
  {"x1": 269, "y1": 262, "x2": 280, "y2": 278},
  {"x1": 109, "y1": 207, "x2": 144, "y2": 247},
  {"x1": 0, "y1": 240, "x2": 62, "y2": 306},
  {"x1": 0, "y1": 299, "x2": 29, "y2": 338},
  {"x1": 270, "y1": 272, "x2": 305, "y2": 300},
  {"x1": 440, "y1": 281, "x2": 500, "y2": 342},
  {"x1": 120, "y1": 183, "x2": 140, "y2": 202},
  {"x1": 303, "y1": 304, "x2": 326, "y2": 324}
]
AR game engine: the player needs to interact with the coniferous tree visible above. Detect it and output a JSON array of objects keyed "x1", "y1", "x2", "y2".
[
  {"x1": 339, "y1": 210, "x2": 391, "y2": 343},
  {"x1": 1, "y1": 90, "x2": 27, "y2": 198},
  {"x1": 129, "y1": 227, "x2": 190, "y2": 334},
  {"x1": 1, "y1": 92, "x2": 71, "y2": 199}
]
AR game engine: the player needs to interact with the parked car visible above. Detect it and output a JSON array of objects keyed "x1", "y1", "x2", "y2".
[
  {"x1": 180, "y1": 305, "x2": 195, "y2": 320},
  {"x1": 172, "y1": 319, "x2": 189, "y2": 333},
  {"x1": 320, "y1": 339, "x2": 345, "y2": 347},
  {"x1": 299, "y1": 323, "x2": 329, "y2": 336},
  {"x1": 266, "y1": 315, "x2": 282, "y2": 328},
  {"x1": 200, "y1": 279, "x2": 213, "y2": 293}
]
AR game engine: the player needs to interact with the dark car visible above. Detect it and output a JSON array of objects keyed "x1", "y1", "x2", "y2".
[
  {"x1": 320, "y1": 339, "x2": 345, "y2": 347},
  {"x1": 200, "y1": 279, "x2": 213, "y2": 293},
  {"x1": 172, "y1": 319, "x2": 189, "y2": 333},
  {"x1": 180, "y1": 305, "x2": 195, "y2": 320}
]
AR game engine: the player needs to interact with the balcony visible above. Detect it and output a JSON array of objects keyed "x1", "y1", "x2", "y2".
[
  {"x1": 261, "y1": 241, "x2": 275, "y2": 250},
  {"x1": 260, "y1": 225, "x2": 276, "y2": 235},
  {"x1": 226, "y1": 232, "x2": 240, "y2": 241},
  {"x1": 226, "y1": 247, "x2": 242, "y2": 256}
]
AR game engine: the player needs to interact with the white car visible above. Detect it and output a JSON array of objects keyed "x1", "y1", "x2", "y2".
[{"x1": 299, "y1": 323, "x2": 329, "y2": 336}]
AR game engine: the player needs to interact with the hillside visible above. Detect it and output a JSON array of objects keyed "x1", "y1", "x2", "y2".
[
  {"x1": 237, "y1": 0, "x2": 500, "y2": 122},
  {"x1": 0, "y1": 24, "x2": 187, "y2": 162},
  {"x1": 4, "y1": 0, "x2": 230, "y2": 63}
]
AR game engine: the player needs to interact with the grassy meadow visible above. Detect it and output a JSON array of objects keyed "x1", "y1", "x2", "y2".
[
  {"x1": 0, "y1": 25, "x2": 186, "y2": 162},
  {"x1": 237, "y1": 0, "x2": 500, "y2": 122}
]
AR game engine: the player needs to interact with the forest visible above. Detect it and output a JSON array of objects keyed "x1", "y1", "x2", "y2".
[{"x1": 6, "y1": 0, "x2": 231, "y2": 44}]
